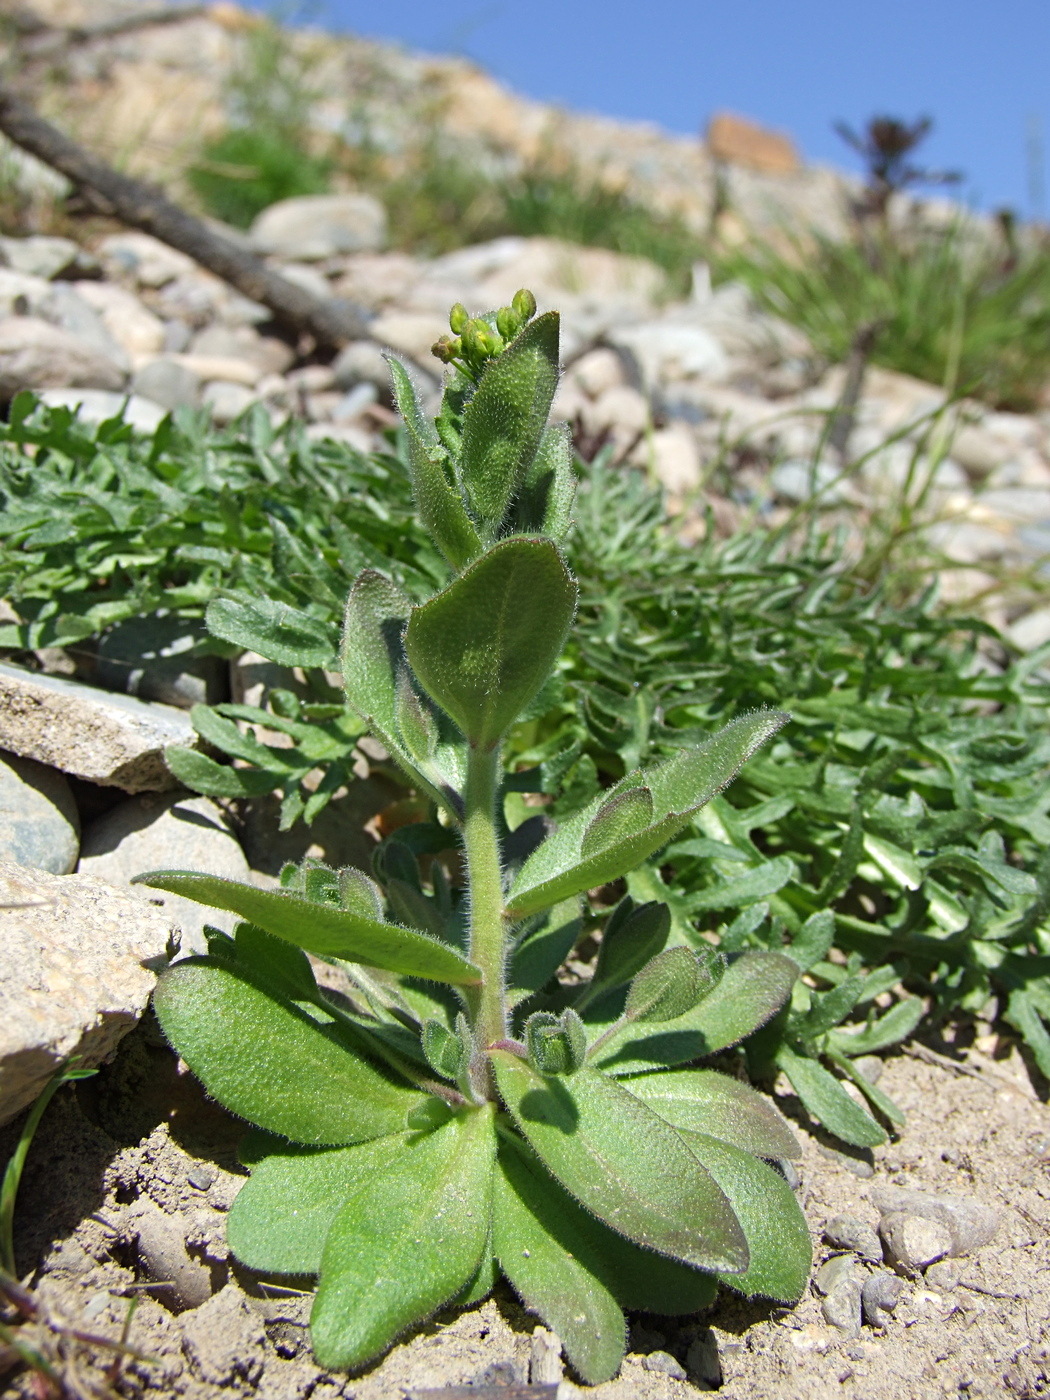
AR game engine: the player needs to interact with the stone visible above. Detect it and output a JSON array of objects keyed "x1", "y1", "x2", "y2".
[
  {"x1": 40, "y1": 284, "x2": 130, "y2": 369},
  {"x1": 0, "y1": 750, "x2": 79, "y2": 875},
  {"x1": 642, "y1": 1350, "x2": 687, "y2": 1379},
  {"x1": 771, "y1": 458, "x2": 846, "y2": 505},
  {"x1": 372, "y1": 311, "x2": 450, "y2": 365},
  {"x1": 190, "y1": 324, "x2": 295, "y2": 376},
  {"x1": 707, "y1": 111, "x2": 801, "y2": 175},
  {"x1": 71, "y1": 281, "x2": 166, "y2": 358},
  {"x1": 34, "y1": 389, "x2": 167, "y2": 434},
  {"x1": 685, "y1": 1329, "x2": 722, "y2": 1387},
  {"x1": 131, "y1": 1200, "x2": 215, "y2": 1312},
  {"x1": 0, "y1": 861, "x2": 172, "y2": 1126},
  {"x1": 249, "y1": 193, "x2": 387, "y2": 260},
  {"x1": 824, "y1": 1214, "x2": 884, "y2": 1263},
  {"x1": 201, "y1": 379, "x2": 257, "y2": 424},
  {"x1": 818, "y1": 1269, "x2": 863, "y2": 1336},
  {"x1": 568, "y1": 346, "x2": 629, "y2": 398},
  {"x1": 97, "y1": 231, "x2": 196, "y2": 288},
  {"x1": 872, "y1": 1186, "x2": 999, "y2": 1257},
  {"x1": 131, "y1": 358, "x2": 201, "y2": 411},
  {"x1": 0, "y1": 316, "x2": 126, "y2": 396},
  {"x1": 583, "y1": 384, "x2": 650, "y2": 435},
  {"x1": 611, "y1": 320, "x2": 729, "y2": 389},
  {"x1": 174, "y1": 353, "x2": 261, "y2": 387},
  {"x1": 924, "y1": 1257, "x2": 964, "y2": 1291},
  {"x1": 0, "y1": 661, "x2": 197, "y2": 792},
  {"x1": 96, "y1": 614, "x2": 228, "y2": 709},
  {"x1": 332, "y1": 337, "x2": 407, "y2": 399},
  {"x1": 878, "y1": 1212, "x2": 952, "y2": 1271},
  {"x1": 181, "y1": 1285, "x2": 265, "y2": 1386},
  {"x1": 979, "y1": 488, "x2": 1050, "y2": 524},
  {"x1": 0, "y1": 269, "x2": 49, "y2": 318},
  {"x1": 78, "y1": 792, "x2": 250, "y2": 956},
  {"x1": 861, "y1": 1271, "x2": 905, "y2": 1327},
  {"x1": 951, "y1": 423, "x2": 1011, "y2": 479},
  {"x1": 333, "y1": 382, "x2": 379, "y2": 421},
  {"x1": 1008, "y1": 607, "x2": 1050, "y2": 652},
  {"x1": 648, "y1": 421, "x2": 703, "y2": 494},
  {"x1": 0, "y1": 235, "x2": 80, "y2": 280},
  {"x1": 813, "y1": 1254, "x2": 862, "y2": 1296},
  {"x1": 530, "y1": 1329, "x2": 563, "y2": 1385}
]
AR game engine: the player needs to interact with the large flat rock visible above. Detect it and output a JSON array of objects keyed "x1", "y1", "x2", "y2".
[
  {"x1": 0, "y1": 862, "x2": 173, "y2": 1125},
  {"x1": 0, "y1": 663, "x2": 197, "y2": 792}
]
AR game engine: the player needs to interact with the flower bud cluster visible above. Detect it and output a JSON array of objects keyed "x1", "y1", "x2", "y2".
[{"x1": 431, "y1": 289, "x2": 539, "y2": 379}]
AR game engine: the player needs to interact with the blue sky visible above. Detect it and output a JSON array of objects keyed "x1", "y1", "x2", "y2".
[{"x1": 252, "y1": 0, "x2": 1050, "y2": 215}]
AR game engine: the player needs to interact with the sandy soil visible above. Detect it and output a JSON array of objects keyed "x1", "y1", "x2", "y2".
[{"x1": 2, "y1": 1015, "x2": 1047, "y2": 1400}]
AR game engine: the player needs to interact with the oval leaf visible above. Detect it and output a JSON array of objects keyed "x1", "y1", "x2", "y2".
[
  {"x1": 582, "y1": 787, "x2": 654, "y2": 860},
  {"x1": 207, "y1": 593, "x2": 335, "y2": 668},
  {"x1": 625, "y1": 1070, "x2": 801, "y2": 1160},
  {"x1": 136, "y1": 872, "x2": 482, "y2": 986},
  {"x1": 405, "y1": 537, "x2": 577, "y2": 749},
  {"x1": 492, "y1": 1054, "x2": 748, "y2": 1274},
  {"x1": 310, "y1": 1106, "x2": 496, "y2": 1371},
  {"x1": 154, "y1": 959, "x2": 422, "y2": 1145},
  {"x1": 775, "y1": 1044, "x2": 887, "y2": 1147}
]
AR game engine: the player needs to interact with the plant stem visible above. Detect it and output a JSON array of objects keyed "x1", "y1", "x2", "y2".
[{"x1": 462, "y1": 743, "x2": 508, "y2": 1068}]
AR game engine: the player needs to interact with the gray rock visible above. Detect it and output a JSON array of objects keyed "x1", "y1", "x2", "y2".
[
  {"x1": 770, "y1": 457, "x2": 845, "y2": 504},
  {"x1": 0, "y1": 316, "x2": 126, "y2": 396},
  {"x1": 332, "y1": 338, "x2": 413, "y2": 401},
  {"x1": 817, "y1": 1142, "x2": 875, "y2": 1178},
  {"x1": 250, "y1": 193, "x2": 387, "y2": 260},
  {"x1": 979, "y1": 488, "x2": 1050, "y2": 524},
  {"x1": 820, "y1": 1276, "x2": 863, "y2": 1336},
  {"x1": 71, "y1": 281, "x2": 166, "y2": 359},
  {"x1": 879, "y1": 1212, "x2": 952, "y2": 1271},
  {"x1": 131, "y1": 1200, "x2": 215, "y2": 1311},
  {"x1": 824, "y1": 1214, "x2": 883, "y2": 1263},
  {"x1": 96, "y1": 615, "x2": 228, "y2": 709},
  {"x1": 530, "y1": 1329, "x2": 563, "y2": 1385},
  {"x1": 0, "y1": 750, "x2": 79, "y2": 875},
  {"x1": 34, "y1": 389, "x2": 166, "y2": 434},
  {"x1": 610, "y1": 320, "x2": 729, "y2": 390},
  {"x1": 642, "y1": 1351, "x2": 687, "y2": 1380},
  {"x1": 1008, "y1": 607, "x2": 1050, "y2": 653},
  {"x1": 861, "y1": 1271, "x2": 905, "y2": 1327},
  {"x1": 685, "y1": 1329, "x2": 722, "y2": 1387},
  {"x1": 96, "y1": 232, "x2": 196, "y2": 288},
  {"x1": 872, "y1": 1186, "x2": 999, "y2": 1257},
  {"x1": 0, "y1": 861, "x2": 172, "y2": 1125},
  {"x1": 0, "y1": 235, "x2": 80, "y2": 280},
  {"x1": 813, "y1": 1253, "x2": 862, "y2": 1296},
  {"x1": 131, "y1": 358, "x2": 201, "y2": 411},
  {"x1": 202, "y1": 379, "x2": 256, "y2": 424},
  {"x1": 78, "y1": 793, "x2": 250, "y2": 956},
  {"x1": 0, "y1": 661, "x2": 197, "y2": 792},
  {"x1": 924, "y1": 1257, "x2": 964, "y2": 1291},
  {"x1": 40, "y1": 284, "x2": 131, "y2": 369}
]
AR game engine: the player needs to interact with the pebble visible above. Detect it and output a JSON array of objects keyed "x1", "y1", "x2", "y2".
[
  {"x1": 96, "y1": 614, "x2": 228, "y2": 709},
  {"x1": 132, "y1": 357, "x2": 201, "y2": 410},
  {"x1": 249, "y1": 192, "x2": 387, "y2": 260},
  {"x1": 0, "y1": 316, "x2": 126, "y2": 396},
  {"x1": 824, "y1": 1214, "x2": 884, "y2": 1263},
  {"x1": 530, "y1": 1329, "x2": 563, "y2": 1385},
  {"x1": 0, "y1": 234, "x2": 81, "y2": 280},
  {"x1": 202, "y1": 379, "x2": 257, "y2": 424},
  {"x1": 879, "y1": 1212, "x2": 952, "y2": 1271},
  {"x1": 187, "y1": 1164, "x2": 217, "y2": 1191},
  {"x1": 861, "y1": 1271, "x2": 905, "y2": 1327},
  {"x1": 924, "y1": 1257, "x2": 964, "y2": 1291},
  {"x1": 872, "y1": 1186, "x2": 999, "y2": 1257},
  {"x1": 0, "y1": 749, "x2": 79, "y2": 875},
  {"x1": 642, "y1": 1351, "x2": 688, "y2": 1380},
  {"x1": 132, "y1": 1200, "x2": 214, "y2": 1312},
  {"x1": 33, "y1": 388, "x2": 167, "y2": 433},
  {"x1": 685, "y1": 1329, "x2": 722, "y2": 1387}
]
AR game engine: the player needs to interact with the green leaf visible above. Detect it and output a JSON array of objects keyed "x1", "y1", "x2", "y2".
[
  {"x1": 388, "y1": 357, "x2": 482, "y2": 569},
  {"x1": 826, "y1": 997, "x2": 924, "y2": 1056},
  {"x1": 135, "y1": 872, "x2": 482, "y2": 986},
  {"x1": 681, "y1": 1131, "x2": 812, "y2": 1301},
  {"x1": 583, "y1": 900, "x2": 671, "y2": 1006},
  {"x1": 228, "y1": 1134, "x2": 406, "y2": 1274},
  {"x1": 153, "y1": 959, "x2": 423, "y2": 1145},
  {"x1": 689, "y1": 855, "x2": 795, "y2": 912},
  {"x1": 594, "y1": 952, "x2": 797, "y2": 1073},
  {"x1": 404, "y1": 537, "x2": 577, "y2": 748},
  {"x1": 206, "y1": 593, "x2": 335, "y2": 667},
  {"x1": 458, "y1": 311, "x2": 560, "y2": 529},
  {"x1": 513, "y1": 421, "x2": 576, "y2": 539},
  {"x1": 787, "y1": 910, "x2": 836, "y2": 973},
  {"x1": 582, "y1": 786, "x2": 655, "y2": 859},
  {"x1": 233, "y1": 922, "x2": 319, "y2": 1003},
  {"x1": 625, "y1": 947, "x2": 704, "y2": 1023},
  {"x1": 828, "y1": 1051, "x2": 906, "y2": 1127},
  {"x1": 775, "y1": 1044, "x2": 886, "y2": 1148},
  {"x1": 340, "y1": 569, "x2": 409, "y2": 744},
  {"x1": 507, "y1": 711, "x2": 791, "y2": 918},
  {"x1": 310, "y1": 1105, "x2": 496, "y2": 1371},
  {"x1": 508, "y1": 899, "x2": 583, "y2": 1005},
  {"x1": 494, "y1": 1138, "x2": 625, "y2": 1384},
  {"x1": 395, "y1": 669, "x2": 438, "y2": 764},
  {"x1": 625, "y1": 1070, "x2": 801, "y2": 1160},
  {"x1": 163, "y1": 745, "x2": 280, "y2": 798},
  {"x1": 491, "y1": 1053, "x2": 748, "y2": 1273}
]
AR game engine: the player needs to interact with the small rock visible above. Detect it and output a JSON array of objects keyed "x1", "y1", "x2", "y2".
[
  {"x1": 97, "y1": 232, "x2": 196, "y2": 288},
  {"x1": 568, "y1": 346, "x2": 628, "y2": 397},
  {"x1": 202, "y1": 379, "x2": 256, "y2": 424},
  {"x1": 187, "y1": 1164, "x2": 216, "y2": 1191},
  {"x1": 0, "y1": 660, "x2": 198, "y2": 792},
  {"x1": 924, "y1": 1257, "x2": 964, "y2": 1291},
  {"x1": 612, "y1": 320, "x2": 729, "y2": 389},
  {"x1": 0, "y1": 861, "x2": 172, "y2": 1125},
  {"x1": 861, "y1": 1271, "x2": 905, "y2": 1327},
  {"x1": 133, "y1": 1201, "x2": 215, "y2": 1312},
  {"x1": 0, "y1": 316, "x2": 126, "y2": 396},
  {"x1": 872, "y1": 1186, "x2": 999, "y2": 1257},
  {"x1": 33, "y1": 389, "x2": 166, "y2": 434},
  {"x1": 685, "y1": 1329, "x2": 722, "y2": 1387},
  {"x1": 824, "y1": 1215, "x2": 883, "y2": 1263},
  {"x1": 817, "y1": 1143, "x2": 875, "y2": 1178},
  {"x1": 0, "y1": 749, "x2": 79, "y2": 874},
  {"x1": 649, "y1": 421, "x2": 703, "y2": 493},
  {"x1": 642, "y1": 1351, "x2": 687, "y2": 1380},
  {"x1": 72, "y1": 281, "x2": 166, "y2": 358},
  {"x1": 78, "y1": 793, "x2": 250, "y2": 955},
  {"x1": 181, "y1": 1284, "x2": 265, "y2": 1385},
  {"x1": 530, "y1": 1328, "x2": 563, "y2": 1385},
  {"x1": 332, "y1": 338, "x2": 406, "y2": 400},
  {"x1": 250, "y1": 193, "x2": 387, "y2": 260},
  {"x1": 879, "y1": 1212, "x2": 952, "y2": 1271},
  {"x1": 0, "y1": 234, "x2": 80, "y2": 280},
  {"x1": 131, "y1": 357, "x2": 201, "y2": 411},
  {"x1": 771, "y1": 457, "x2": 846, "y2": 505},
  {"x1": 96, "y1": 614, "x2": 228, "y2": 709},
  {"x1": 852, "y1": 1054, "x2": 884, "y2": 1084},
  {"x1": 814, "y1": 1254, "x2": 862, "y2": 1296},
  {"x1": 821, "y1": 1280, "x2": 863, "y2": 1336},
  {"x1": 1008, "y1": 607, "x2": 1050, "y2": 653},
  {"x1": 776, "y1": 1157, "x2": 801, "y2": 1190}
]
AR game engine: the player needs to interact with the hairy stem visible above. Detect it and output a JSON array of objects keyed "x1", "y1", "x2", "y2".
[{"x1": 463, "y1": 743, "x2": 508, "y2": 1073}]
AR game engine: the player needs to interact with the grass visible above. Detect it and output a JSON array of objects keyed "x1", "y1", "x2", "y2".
[{"x1": 718, "y1": 221, "x2": 1050, "y2": 411}]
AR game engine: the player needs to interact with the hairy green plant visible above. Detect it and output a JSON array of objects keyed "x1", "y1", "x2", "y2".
[{"x1": 136, "y1": 293, "x2": 810, "y2": 1380}]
